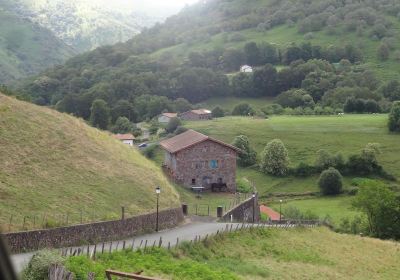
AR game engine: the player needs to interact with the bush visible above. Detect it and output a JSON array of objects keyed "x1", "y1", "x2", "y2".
[
  {"x1": 22, "y1": 250, "x2": 65, "y2": 280},
  {"x1": 232, "y1": 135, "x2": 257, "y2": 167},
  {"x1": 142, "y1": 144, "x2": 158, "y2": 159},
  {"x1": 282, "y1": 206, "x2": 319, "y2": 220},
  {"x1": 212, "y1": 106, "x2": 225, "y2": 118},
  {"x1": 292, "y1": 162, "x2": 317, "y2": 177},
  {"x1": 388, "y1": 101, "x2": 400, "y2": 132},
  {"x1": 166, "y1": 117, "x2": 181, "y2": 133},
  {"x1": 236, "y1": 177, "x2": 253, "y2": 193},
  {"x1": 260, "y1": 139, "x2": 290, "y2": 176},
  {"x1": 232, "y1": 103, "x2": 255, "y2": 116},
  {"x1": 318, "y1": 167, "x2": 343, "y2": 195}
]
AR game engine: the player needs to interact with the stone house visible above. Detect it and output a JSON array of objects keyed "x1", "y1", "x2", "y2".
[
  {"x1": 158, "y1": 112, "x2": 178, "y2": 123},
  {"x1": 180, "y1": 109, "x2": 212, "y2": 121},
  {"x1": 160, "y1": 129, "x2": 239, "y2": 192},
  {"x1": 113, "y1": 133, "x2": 135, "y2": 146}
]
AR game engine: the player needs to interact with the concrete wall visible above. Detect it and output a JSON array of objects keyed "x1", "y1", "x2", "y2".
[
  {"x1": 3, "y1": 208, "x2": 184, "y2": 253},
  {"x1": 221, "y1": 194, "x2": 259, "y2": 223}
]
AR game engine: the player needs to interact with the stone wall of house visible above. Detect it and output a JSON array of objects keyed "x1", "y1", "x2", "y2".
[
  {"x1": 221, "y1": 194, "x2": 259, "y2": 223},
  {"x1": 3, "y1": 208, "x2": 184, "y2": 253},
  {"x1": 180, "y1": 112, "x2": 211, "y2": 121},
  {"x1": 174, "y1": 140, "x2": 237, "y2": 192}
]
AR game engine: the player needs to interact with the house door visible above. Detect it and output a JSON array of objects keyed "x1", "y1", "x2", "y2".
[{"x1": 202, "y1": 176, "x2": 211, "y2": 189}]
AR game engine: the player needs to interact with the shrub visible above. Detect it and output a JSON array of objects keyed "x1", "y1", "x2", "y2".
[
  {"x1": 22, "y1": 250, "x2": 65, "y2": 280},
  {"x1": 211, "y1": 106, "x2": 225, "y2": 118},
  {"x1": 318, "y1": 167, "x2": 343, "y2": 195},
  {"x1": 142, "y1": 144, "x2": 158, "y2": 159},
  {"x1": 232, "y1": 135, "x2": 257, "y2": 167},
  {"x1": 260, "y1": 139, "x2": 290, "y2": 176},
  {"x1": 388, "y1": 101, "x2": 400, "y2": 132},
  {"x1": 166, "y1": 117, "x2": 181, "y2": 133},
  {"x1": 232, "y1": 103, "x2": 255, "y2": 116},
  {"x1": 174, "y1": 126, "x2": 188, "y2": 135},
  {"x1": 292, "y1": 162, "x2": 317, "y2": 177},
  {"x1": 236, "y1": 177, "x2": 253, "y2": 193}
]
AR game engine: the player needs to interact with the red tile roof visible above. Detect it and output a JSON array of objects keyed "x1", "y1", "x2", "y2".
[
  {"x1": 159, "y1": 129, "x2": 240, "y2": 154},
  {"x1": 161, "y1": 112, "x2": 178, "y2": 118},
  {"x1": 113, "y1": 133, "x2": 135, "y2": 140},
  {"x1": 260, "y1": 205, "x2": 282, "y2": 221}
]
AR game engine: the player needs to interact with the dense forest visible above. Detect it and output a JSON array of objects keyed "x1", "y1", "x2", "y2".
[{"x1": 9, "y1": 0, "x2": 400, "y2": 128}]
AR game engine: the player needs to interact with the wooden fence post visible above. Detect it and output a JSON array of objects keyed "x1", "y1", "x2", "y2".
[
  {"x1": 158, "y1": 237, "x2": 162, "y2": 248},
  {"x1": 121, "y1": 206, "x2": 125, "y2": 220}
]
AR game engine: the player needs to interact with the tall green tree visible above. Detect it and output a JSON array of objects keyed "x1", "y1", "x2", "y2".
[
  {"x1": 318, "y1": 168, "x2": 343, "y2": 195},
  {"x1": 388, "y1": 101, "x2": 400, "y2": 132},
  {"x1": 232, "y1": 135, "x2": 257, "y2": 167},
  {"x1": 260, "y1": 139, "x2": 290, "y2": 176},
  {"x1": 353, "y1": 183, "x2": 400, "y2": 239},
  {"x1": 90, "y1": 99, "x2": 110, "y2": 130}
]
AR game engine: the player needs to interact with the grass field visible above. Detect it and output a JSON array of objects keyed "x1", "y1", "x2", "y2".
[
  {"x1": 185, "y1": 115, "x2": 400, "y2": 197},
  {"x1": 270, "y1": 196, "x2": 360, "y2": 225},
  {"x1": 196, "y1": 97, "x2": 274, "y2": 113},
  {"x1": 0, "y1": 94, "x2": 180, "y2": 231},
  {"x1": 65, "y1": 227, "x2": 400, "y2": 279}
]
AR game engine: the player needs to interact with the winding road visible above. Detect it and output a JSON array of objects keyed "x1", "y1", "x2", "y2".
[{"x1": 11, "y1": 220, "x2": 246, "y2": 272}]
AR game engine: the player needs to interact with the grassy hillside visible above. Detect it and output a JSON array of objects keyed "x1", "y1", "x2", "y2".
[
  {"x1": 0, "y1": 94, "x2": 179, "y2": 232},
  {"x1": 65, "y1": 227, "x2": 400, "y2": 279},
  {"x1": 0, "y1": 0, "x2": 75, "y2": 83}
]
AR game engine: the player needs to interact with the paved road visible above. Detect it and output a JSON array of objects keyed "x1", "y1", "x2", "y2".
[{"x1": 11, "y1": 221, "x2": 249, "y2": 272}]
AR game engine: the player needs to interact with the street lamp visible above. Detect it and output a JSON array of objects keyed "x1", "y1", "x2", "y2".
[
  {"x1": 252, "y1": 192, "x2": 256, "y2": 223},
  {"x1": 155, "y1": 186, "x2": 161, "y2": 232},
  {"x1": 279, "y1": 199, "x2": 283, "y2": 222}
]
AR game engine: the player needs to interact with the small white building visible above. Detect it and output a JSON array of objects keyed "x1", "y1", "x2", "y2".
[
  {"x1": 240, "y1": 65, "x2": 253, "y2": 73},
  {"x1": 158, "y1": 112, "x2": 178, "y2": 123},
  {"x1": 113, "y1": 133, "x2": 136, "y2": 146}
]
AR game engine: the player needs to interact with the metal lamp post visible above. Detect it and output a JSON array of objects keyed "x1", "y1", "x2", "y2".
[
  {"x1": 279, "y1": 199, "x2": 283, "y2": 221},
  {"x1": 156, "y1": 186, "x2": 161, "y2": 232},
  {"x1": 252, "y1": 192, "x2": 256, "y2": 223}
]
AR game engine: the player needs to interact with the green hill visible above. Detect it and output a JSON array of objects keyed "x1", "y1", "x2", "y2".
[
  {"x1": 13, "y1": 0, "x2": 400, "y2": 127},
  {"x1": 0, "y1": 0, "x2": 75, "y2": 83},
  {"x1": 66, "y1": 227, "x2": 400, "y2": 279},
  {"x1": 0, "y1": 93, "x2": 180, "y2": 232}
]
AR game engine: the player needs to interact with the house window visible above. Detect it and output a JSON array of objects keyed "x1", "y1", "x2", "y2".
[
  {"x1": 210, "y1": 160, "x2": 218, "y2": 169},
  {"x1": 218, "y1": 178, "x2": 223, "y2": 184},
  {"x1": 192, "y1": 179, "x2": 196, "y2": 185}
]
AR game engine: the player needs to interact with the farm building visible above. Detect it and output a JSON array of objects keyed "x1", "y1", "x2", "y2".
[
  {"x1": 240, "y1": 65, "x2": 253, "y2": 73},
  {"x1": 158, "y1": 112, "x2": 178, "y2": 123},
  {"x1": 160, "y1": 129, "x2": 239, "y2": 192},
  {"x1": 113, "y1": 133, "x2": 135, "y2": 146},
  {"x1": 180, "y1": 109, "x2": 212, "y2": 121}
]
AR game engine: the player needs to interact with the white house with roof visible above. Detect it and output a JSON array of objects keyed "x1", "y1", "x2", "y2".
[
  {"x1": 113, "y1": 133, "x2": 135, "y2": 146},
  {"x1": 240, "y1": 65, "x2": 253, "y2": 73}
]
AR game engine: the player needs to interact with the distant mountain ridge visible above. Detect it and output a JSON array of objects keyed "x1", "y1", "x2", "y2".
[
  {"x1": 11, "y1": 0, "x2": 166, "y2": 52},
  {"x1": 0, "y1": 0, "x2": 75, "y2": 83}
]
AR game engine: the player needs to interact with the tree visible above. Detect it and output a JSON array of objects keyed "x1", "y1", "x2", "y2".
[
  {"x1": 315, "y1": 149, "x2": 335, "y2": 170},
  {"x1": 353, "y1": 183, "x2": 400, "y2": 239},
  {"x1": 252, "y1": 64, "x2": 278, "y2": 96},
  {"x1": 388, "y1": 101, "x2": 400, "y2": 132},
  {"x1": 212, "y1": 106, "x2": 224, "y2": 118},
  {"x1": 112, "y1": 117, "x2": 133, "y2": 133},
  {"x1": 90, "y1": 99, "x2": 110, "y2": 130},
  {"x1": 232, "y1": 103, "x2": 255, "y2": 116},
  {"x1": 377, "y1": 43, "x2": 390, "y2": 61},
  {"x1": 318, "y1": 168, "x2": 343, "y2": 195},
  {"x1": 173, "y1": 98, "x2": 192, "y2": 113},
  {"x1": 260, "y1": 139, "x2": 290, "y2": 176},
  {"x1": 232, "y1": 135, "x2": 257, "y2": 167},
  {"x1": 244, "y1": 42, "x2": 261, "y2": 66},
  {"x1": 166, "y1": 117, "x2": 181, "y2": 133}
]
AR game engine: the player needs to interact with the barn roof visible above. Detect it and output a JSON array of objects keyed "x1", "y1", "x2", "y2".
[
  {"x1": 160, "y1": 129, "x2": 240, "y2": 154},
  {"x1": 161, "y1": 112, "x2": 178, "y2": 118},
  {"x1": 182, "y1": 109, "x2": 211, "y2": 115},
  {"x1": 113, "y1": 133, "x2": 135, "y2": 140}
]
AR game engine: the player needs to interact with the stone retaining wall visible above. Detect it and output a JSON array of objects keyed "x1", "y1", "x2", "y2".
[
  {"x1": 2, "y1": 208, "x2": 184, "y2": 253},
  {"x1": 221, "y1": 194, "x2": 260, "y2": 223}
]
